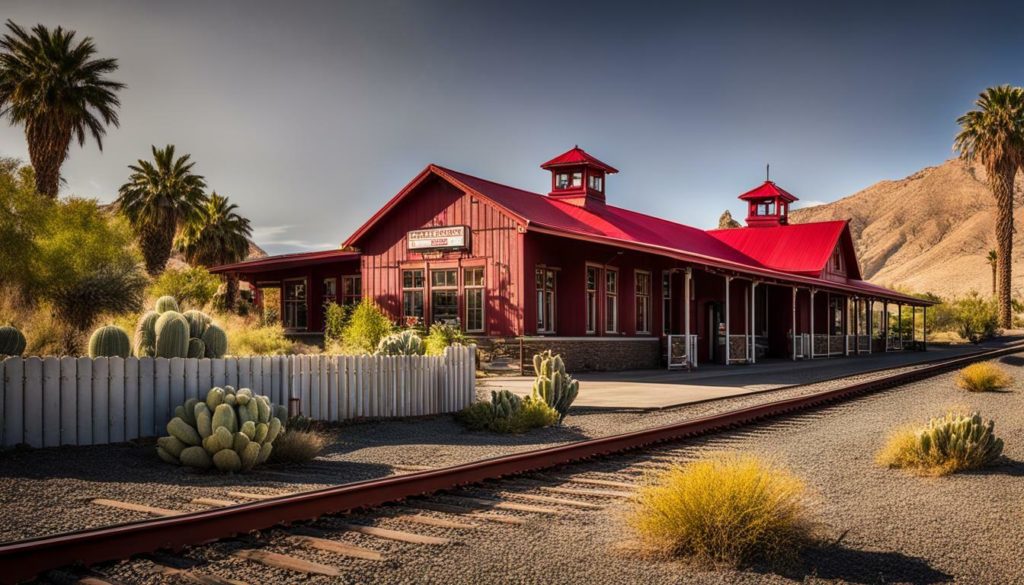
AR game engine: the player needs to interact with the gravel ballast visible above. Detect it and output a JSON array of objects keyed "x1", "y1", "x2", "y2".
[
  {"x1": 95, "y1": 354, "x2": 1024, "y2": 585},
  {"x1": 0, "y1": 355, "x2": 975, "y2": 544}
]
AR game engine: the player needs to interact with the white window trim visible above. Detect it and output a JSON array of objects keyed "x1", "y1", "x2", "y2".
[
  {"x1": 605, "y1": 267, "x2": 619, "y2": 334},
  {"x1": 463, "y1": 266, "x2": 485, "y2": 333},
  {"x1": 585, "y1": 263, "x2": 601, "y2": 335},
  {"x1": 635, "y1": 269, "x2": 652, "y2": 335},
  {"x1": 282, "y1": 277, "x2": 308, "y2": 331},
  {"x1": 536, "y1": 266, "x2": 557, "y2": 334}
]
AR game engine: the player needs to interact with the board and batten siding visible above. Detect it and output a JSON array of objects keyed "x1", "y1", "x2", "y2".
[
  {"x1": 356, "y1": 176, "x2": 525, "y2": 336},
  {"x1": 0, "y1": 345, "x2": 475, "y2": 449}
]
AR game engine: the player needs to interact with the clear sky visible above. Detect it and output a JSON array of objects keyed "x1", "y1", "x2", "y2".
[{"x1": 2, "y1": 0, "x2": 1023, "y2": 254}]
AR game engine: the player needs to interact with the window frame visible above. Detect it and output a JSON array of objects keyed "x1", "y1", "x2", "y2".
[
  {"x1": 635, "y1": 270, "x2": 652, "y2": 334},
  {"x1": 429, "y1": 268, "x2": 459, "y2": 325},
  {"x1": 661, "y1": 270, "x2": 672, "y2": 335},
  {"x1": 341, "y1": 274, "x2": 362, "y2": 306},
  {"x1": 402, "y1": 268, "x2": 425, "y2": 322},
  {"x1": 604, "y1": 268, "x2": 619, "y2": 334},
  {"x1": 536, "y1": 266, "x2": 557, "y2": 334},
  {"x1": 585, "y1": 265, "x2": 599, "y2": 334},
  {"x1": 463, "y1": 266, "x2": 485, "y2": 333},
  {"x1": 282, "y1": 277, "x2": 308, "y2": 331}
]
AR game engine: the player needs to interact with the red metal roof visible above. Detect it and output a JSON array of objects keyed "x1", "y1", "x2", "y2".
[
  {"x1": 707, "y1": 221, "x2": 850, "y2": 276},
  {"x1": 738, "y1": 180, "x2": 798, "y2": 203},
  {"x1": 209, "y1": 249, "x2": 358, "y2": 274},
  {"x1": 540, "y1": 146, "x2": 619, "y2": 173}
]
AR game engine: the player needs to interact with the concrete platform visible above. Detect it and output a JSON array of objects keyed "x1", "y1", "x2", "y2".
[{"x1": 479, "y1": 341, "x2": 1010, "y2": 410}]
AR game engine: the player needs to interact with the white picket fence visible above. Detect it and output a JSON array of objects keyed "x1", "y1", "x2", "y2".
[{"x1": 0, "y1": 345, "x2": 475, "y2": 449}]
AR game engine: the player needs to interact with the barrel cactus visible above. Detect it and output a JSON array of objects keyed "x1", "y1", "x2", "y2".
[
  {"x1": 155, "y1": 295, "x2": 180, "y2": 314},
  {"x1": 0, "y1": 325, "x2": 26, "y2": 357},
  {"x1": 376, "y1": 330, "x2": 426, "y2": 356},
  {"x1": 157, "y1": 385, "x2": 286, "y2": 472},
  {"x1": 531, "y1": 350, "x2": 579, "y2": 423},
  {"x1": 88, "y1": 325, "x2": 132, "y2": 358},
  {"x1": 133, "y1": 297, "x2": 228, "y2": 358}
]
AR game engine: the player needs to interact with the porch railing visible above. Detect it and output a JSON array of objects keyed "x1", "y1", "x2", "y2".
[{"x1": 666, "y1": 334, "x2": 698, "y2": 370}]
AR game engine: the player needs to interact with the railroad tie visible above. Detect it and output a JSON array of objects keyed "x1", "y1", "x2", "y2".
[
  {"x1": 552, "y1": 476, "x2": 637, "y2": 490},
  {"x1": 335, "y1": 523, "x2": 449, "y2": 545},
  {"x1": 390, "y1": 513, "x2": 479, "y2": 529},
  {"x1": 91, "y1": 499, "x2": 183, "y2": 517},
  {"x1": 191, "y1": 497, "x2": 240, "y2": 508},
  {"x1": 233, "y1": 550, "x2": 342, "y2": 577},
  {"x1": 286, "y1": 535, "x2": 385, "y2": 561},
  {"x1": 540, "y1": 486, "x2": 635, "y2": 499},
  {"x1": 391, "y1": 464, "x2": 437, "y2": 472},
  {"x1": 403, "y1": 501, "x2": 526, "y2": 525},
  {"x1": 443, "y1": 495, "x2": 566, "y2": 516},
  {"x1": 148, "y1": 561, "x2": 250, "y2": 585},
  {"x1": 498, "y1": 492, "x2": 604, "y2": 510}
]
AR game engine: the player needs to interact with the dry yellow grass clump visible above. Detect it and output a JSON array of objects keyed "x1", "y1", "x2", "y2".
[
  {"x1": 269, "y1": 429, "x2": 327, "y2": 464},
  {"x1": 956, "y1": 362, "x2": 1012, "y2": 392},
  {"x1": 628, "y1": 453, "x2": 813, "y2": 567},
  {"x1": 877, "y1": 411, "x2": 1004, "y2": 476}
]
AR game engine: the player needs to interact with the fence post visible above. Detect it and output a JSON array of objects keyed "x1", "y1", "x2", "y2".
[
  {"x1": 3, "y1": 357, "x2": 24, "y2": 447},
  {"x1": 24, "y1": 357, "x2": 42, "y2": 448},
  {"x1": 42, "y1": 356, "x2": 60, "y2": 447}
]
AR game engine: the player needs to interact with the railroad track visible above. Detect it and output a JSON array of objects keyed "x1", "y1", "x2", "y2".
[{"x1": 2, "y1": 344, "x2": 1022, "y2": 584}]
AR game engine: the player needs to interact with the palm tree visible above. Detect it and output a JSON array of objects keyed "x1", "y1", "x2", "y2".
[
  {"x1": 117, "y1": 145, "x2": 208, "y2": 275},
  {"x1": 955, "y1": 85, "x2": 1024, "y2": 328},
  {"x1": 176, "y1": 192, "x2": 253, "y2": 309},
  {"x1": 0, "y1": 20, "x2": 124, "y2": 198},
  {"x1": 987, "y1": 249, "x2": 998, "y2": 296}
]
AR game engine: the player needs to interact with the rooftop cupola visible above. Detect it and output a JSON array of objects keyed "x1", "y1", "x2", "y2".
[
  {"x1": 738, "y1": 179, "x2": 798, "y2": 227},
  {"x1": 541, "y1": 146, "x2": 618, "y2": 207}
]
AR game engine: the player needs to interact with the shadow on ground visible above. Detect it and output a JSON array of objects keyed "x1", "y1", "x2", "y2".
[{"x1": 765, "y1": 545, "x2": 954, "y2": 584}]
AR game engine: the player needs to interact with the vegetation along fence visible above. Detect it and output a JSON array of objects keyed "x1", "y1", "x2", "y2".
[{"x1": 0, "y1": 344, "x2": 476, "y2": 449}]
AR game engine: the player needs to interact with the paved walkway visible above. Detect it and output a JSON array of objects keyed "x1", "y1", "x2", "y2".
[{"x1": 479, "y1": 341, "x2": 1016, "y2": 410}]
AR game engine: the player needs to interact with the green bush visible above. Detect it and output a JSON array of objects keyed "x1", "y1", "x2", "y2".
[
  {"x1": 341, "y1": 300, "x2": 394, "y2": 354},
  {"x1": 228, "y1": 323, "x2": 295, "y2": 356},
  {"x1": 323, "y1": 302, "x2": 350, "y2": 346},
  {"x1": 148, "y1": 266, "x2": 220, "y2": 310},
  {"x1": 456, "y1": 391, "x2": 558, "y2": 433},
  {"x1": 424, "y1": 322, "x2": 465, "y2": 355},
  {"x1": 949, "y1": 292, "x2": 999, "y2": 343}
]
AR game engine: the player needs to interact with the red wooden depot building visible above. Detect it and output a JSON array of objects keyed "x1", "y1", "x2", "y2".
[{"x1": 211, "y1": 147, "x2": 932, "y2": 371}]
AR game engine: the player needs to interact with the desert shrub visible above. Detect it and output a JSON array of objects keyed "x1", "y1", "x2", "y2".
[
  {"x1": 949, "y1": 292, "x2": 999, "y2": 343},
  {"x1": 531, "y1": 351, "x2": 579, "y2": 423},
  {"x1": 424, "y1": 322, "x2": 465, "y2": 355},
  {"x1": 323, "y1": 302, "x2": 350, "y2": 346},
  {"x1": 456, "y1": 390, "x2": 558, "y2": 433},
  {"x1": 877, "y1": 411, "x2": 1004, "y2": 475},
  {"x1": 376, "y1": 329, "x2": 425, "y2": 355},
  {"x1": 341, "y1": 300, "x2": 394, "y2": 354},
  {"x1": 228, "y1": 322, "x2": 295, "y2": 356},
  {"x1": 148, "y1": 266, "x2": 220, "y2": 310},
  {"x1": 956, "y1": 362, "x2": 1012, "y2": 392},
  {"x1": 0, "y1": 159, "x2": 46, "y2": 291},
  {"x1": 629, "y1": 454, "x2": 812, "y2": 567},
  {"x1": 268, "y1": 429, "x2": 328, "y2": 464}
]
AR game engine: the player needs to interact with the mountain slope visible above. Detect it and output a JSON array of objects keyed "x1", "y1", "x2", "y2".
[{"x1": 788, "y1": 159, "x2": 1024, "y2": 299}]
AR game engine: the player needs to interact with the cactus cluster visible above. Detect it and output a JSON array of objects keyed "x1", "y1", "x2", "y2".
[
  {"x1": 88, "y1": 325, "x2": 132, "y2": 358},
  {"x1": 531, "y1": 351, "x2": 579, "y2": 423},
  {"x1": 133, "y1": 296, "x2": 227, "y2": 358},
  {"x1": 157, "y1": 385, "x2": 289, "y2": 472},
  {"x1": 490, "y1": 389, "x2": 522, "y2": 419},
  {"x1": 375, "y1": 330, "x2": 426, "y2": 356},
  {"x1": 0, "y1": 325, "x2": 26, "y2": 357},
  {"x1": 914, "y1": 411, "x2": 1004, "y2": 468}
]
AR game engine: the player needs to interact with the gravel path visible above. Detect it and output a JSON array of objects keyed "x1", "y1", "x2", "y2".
[
  {"x1": 0, "y1": 352, "x2": 1014, "y2": 547},
  {"x1": 86, "y1": 354, "x2": 1024, "y2": 585}
]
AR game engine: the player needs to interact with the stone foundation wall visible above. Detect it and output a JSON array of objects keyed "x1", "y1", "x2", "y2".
[{"x1": 473, "y1": 336, "x2": 661, "y2": 373}]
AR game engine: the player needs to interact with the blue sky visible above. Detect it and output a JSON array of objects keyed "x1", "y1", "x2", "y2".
[{"x1": 2, "y1": 1, "x2": 1022, "y2": 254}]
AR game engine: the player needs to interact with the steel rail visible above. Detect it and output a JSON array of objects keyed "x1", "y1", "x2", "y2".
[{"x1": 1, "y1": 344, "x2": 1020, "y2": 584}]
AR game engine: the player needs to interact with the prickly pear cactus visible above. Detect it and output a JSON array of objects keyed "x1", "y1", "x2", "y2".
[
  {"x1": 375, "y1": 330, "x2": 426, "y2": 356},
  {"x1": 531, "y1": 350, "x2": 579, "y2": 423},
  {"x1": 88, "y1": 325, "x2": 132, "y2": 358},
  {"x1": 0, "y1": 325, "x2": 27, "y2": 357},
  {"x1": 157, "y1": 385, "x2": 287, "y2": 472}
]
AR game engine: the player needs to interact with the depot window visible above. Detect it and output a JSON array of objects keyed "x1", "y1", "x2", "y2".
[
  {"x1": 342, "y1": 275, "x2": 362, "y2": 306},
  {"x1": 431, "y1": 268, "x2": 458, "y2": 324},
  {"x1": 588, "y1": 174, "x2": 603, "y2": 192},
  {"x1": 402, "y1": 269, "x2": 424, "y2": 321},
  {"x1": 661, "y1": 271, "x2": 672, "y2": 335},
  {"x1": 605, "y1": 269, "x2": 618, "y2": 333},
  {"x1": 464, "y1": 267, "x2": 485, "y2": 333},
  {"x1": 635, "y1": 271, "x2": 651, "y2": 334},
  {"x1": 586, "y1": 266, "x2": 599, "y2": 334},
  {"x1": 283, "y1": 278, "x2": 307, "y2": 330},
  {"x1": 536, "y1": 267, "x2": 557, "y2": 333}
]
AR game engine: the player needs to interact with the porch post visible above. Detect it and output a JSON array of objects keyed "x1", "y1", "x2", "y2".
[
  {"x1": 684, "y1": 268, "x2": 692, "y2": 361},
  {"x1": 810, "y1": 288, "x2": 815, "y2": 359},
  {"x1": 923, "y1": 305, "x2": 928, "y2": 350},
  {"x1": 898, "y1": 304, "x2": 903, "y2": 350},
  {"x1": 725, "y1": 276, "x2": 731, "y2": 365},
  {"x1": 868, "y1": 299, "x2": 873, "y2": 354},
  {"x1": 751, "y1": 281, "x2": 758, "y2": 364},
  {"x1": 911, "y1": 305, "x2": 916, "y2": 349},
  {"x1": 883, "y1": 300, "x2": 888, "y2": 351},
  {"x1": 826, "y1": 291, "x2": 830, "y2": 358},
  {"x1": 791, "y1": 286, "x2": 797, "y2": 361}
]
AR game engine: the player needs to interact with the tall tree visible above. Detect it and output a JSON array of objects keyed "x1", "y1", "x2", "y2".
[
  {"x1": 0, "y1": 20, "x2": 124, "y2": 198},
  {"x1": 117, "y1": 145, "x2": 208, "y2": 275},
  {"x1": 987, "y1": 249, "x2": 998, "y2": 296},
  {"x1": 955, "y1": 85, "x2": 1024, "y2": 328},
  {"x1": 176, "y1": 192, "x2": 253, "y2": 309}
]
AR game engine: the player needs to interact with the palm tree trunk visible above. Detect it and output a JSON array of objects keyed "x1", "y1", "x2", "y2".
[
  {"x1": 225, "y1": 274, "x2": 239, "y2": 312},
  {"x1": 140, "y1": 220, "x2": 176, "y2": 276},
  {"x1": 992, "y1": 264, "x2": 997, "y2": 296},
  {"x1": 992, "y1": 162, "x2": 1016, "y2": 328},
  {"x1": 25, "y1": 118, "x2": 71, "y2": 199}
]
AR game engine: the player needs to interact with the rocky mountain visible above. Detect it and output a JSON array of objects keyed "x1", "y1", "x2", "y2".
[{"x1": 788, "y1": 159, "x2": 1024, "y2": 299}]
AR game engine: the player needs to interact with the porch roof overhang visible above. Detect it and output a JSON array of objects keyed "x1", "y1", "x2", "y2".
[{"x1": 209, "y1": 249, "x2": 360, "y2": 275}]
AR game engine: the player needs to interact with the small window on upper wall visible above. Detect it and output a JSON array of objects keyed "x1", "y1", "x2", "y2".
[
  {"x1": 831, "y1": 247, "x2": 843, "y2": 271},
  {"x1": 555, "y1": 173, "x2": 570, "y2": 189},
  {"x1": 588, "y1": 175, "x2": 603, "y2": 191},
  {"x1": 571, "y1": 172, "x2": 583, "y2": 187}
]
